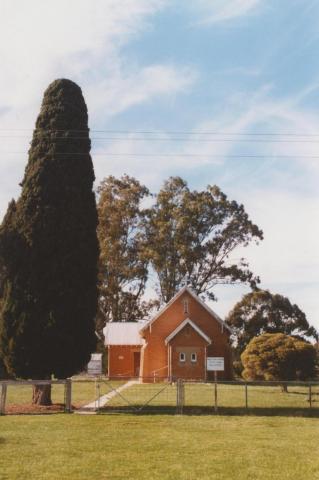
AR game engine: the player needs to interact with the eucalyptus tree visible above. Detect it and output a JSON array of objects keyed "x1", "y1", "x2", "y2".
[
  {"x1": 97, "y1": 175, "x2": 151, "y2": 330},
  {"x1": 144, "y1": 177, "x2": 263, "y2": 303}
]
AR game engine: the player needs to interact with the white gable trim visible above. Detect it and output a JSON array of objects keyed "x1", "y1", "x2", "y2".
[
  {"x1": 140, "y1": 286, "x2": 232, "y2": 334},
  {"x1": 186, "y1": 288, "x2": 233, "y2": 333},
  {"x1": 165, "y1": 318, "x2": 211, "y2": 345}
]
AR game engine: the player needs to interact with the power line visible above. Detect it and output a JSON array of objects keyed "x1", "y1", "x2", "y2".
[
  {"x1": 1, "y1": 128, "x2": 319, "y2": 137},
  {"x1": 2, "y1": 152, "x2": 319, "y2": 159},
  {"x1": 2, "y1": 135, "x2": 319, "y2": 144}
]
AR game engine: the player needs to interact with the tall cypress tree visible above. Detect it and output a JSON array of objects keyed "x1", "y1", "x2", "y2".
[{"x1": 0, "y1": 79, "x2": 99, "y2": 403}]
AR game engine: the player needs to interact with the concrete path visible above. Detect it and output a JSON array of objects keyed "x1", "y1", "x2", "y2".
[{"x1": 75, "y1": 379, "x2": 138, "y2": 414}]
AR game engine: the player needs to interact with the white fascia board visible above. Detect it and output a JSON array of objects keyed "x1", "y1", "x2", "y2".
[
  {"x1": 139, "y1": 286, "x2": 189, "y2": 333},
  {"x1": 165, "y1": 318, "x2": 211, "y2": 345},
  {"x1": 139, "y1": 286, "x2": 233, "y2": 334},
  {"x1": 186, "y1": 288, "x2": 233, "y2": 334}
]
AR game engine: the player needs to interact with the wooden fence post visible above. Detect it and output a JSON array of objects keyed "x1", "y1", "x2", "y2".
[
  {"x1": 0, "y1": 383, "x2": 7, "y2": 415},
  {"x1": 309, "y1": 384, "x2": 312, "y2": 408},
  {"x1": 245, "y1": 383, "x2": 248, "y2": 410},
  {"x1": 176, "y1": 379, "x2": 184, "y2": 414},
  {"x1": 65, "y1": 379, "x2": 72, "y2": 413},
  {"x1": 214, "y1": 372, "x2": 218, "y2": 413},
  {"x1": 97, "y1": 381, "x2": 101, "y2": 412}
]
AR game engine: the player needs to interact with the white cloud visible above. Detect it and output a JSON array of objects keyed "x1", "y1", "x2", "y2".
[
  {"x1": 189, "y1": 87, "x2": 319, "y2": 327},
  {"x1": 0, "y1": 0, "x2": 197, "y2": 216},
  {"x1": 92, "y1": 82, "x2": 319, "y2": 195},
  {"x1": 87, "y1": 64, "x2": 197, "y2": 116},
  {"x1": 0, "y1": 0, "x2": 167, "y2": 107},
  {"x1": 193, "y1": 0, "x2": 263, "y2": 25}
]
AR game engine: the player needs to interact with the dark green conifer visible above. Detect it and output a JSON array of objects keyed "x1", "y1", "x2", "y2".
[{"x1": 0, "y1": 79, "x2": 98, "y2": 402}]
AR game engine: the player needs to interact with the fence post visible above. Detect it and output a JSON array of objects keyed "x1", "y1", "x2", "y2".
[
  {"x1": 0, "y1": 383, "x2": 7, "y2": 415},
  {"x1": 181, "y1": 380, "x2": 184, "y2": 414},
  {"x1": 309, "y1": 384, "x2": 312, "y2": 408},
  {"x1": 65, "y1": 379, "x2": 72, "y2": 413},
  {"x1": 176, "y1": 379, "x2": 184, "y2": 414},
  {"x1": 214, "y1": 372, "x2": 218, "y2": 413},
  {"x1": 97, "y1": 381, "x2": 101, "y2": 412},
  {"x1": 245, "y1": 383, "x2": 248, "y2": 410}
]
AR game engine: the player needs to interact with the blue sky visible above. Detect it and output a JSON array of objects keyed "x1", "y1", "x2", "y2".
[{"x1": 1, "y1": 0, "x2": 319, "y2": 329}]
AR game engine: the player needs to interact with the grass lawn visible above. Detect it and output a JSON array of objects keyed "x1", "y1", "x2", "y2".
[
  {"x1": 4, "y1": 379, "x2": 125, "y2": 412},
  {"x1": 0, "y1": 414, "x2": 318, "y2": 480},
  {"x1": 3, "y1": 380, "x2": 319, "y2": 416},
  {"x1": 104, "y1": 382, "x2": 319, "y2": 415}
]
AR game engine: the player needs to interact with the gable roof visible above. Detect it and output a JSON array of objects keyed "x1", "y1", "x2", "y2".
[
  {"x1": 165, "y1": 318, "x2": 211, "y2": 345},
  {"x1": 140, "y1": 286, "x2": 232, "y2": 334},
  {"x1": 104, "y1": 321, "x2": 146, "y2": 346}
]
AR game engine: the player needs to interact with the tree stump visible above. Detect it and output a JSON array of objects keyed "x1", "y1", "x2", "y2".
[{"x1": 32, "y1": 384, "x2": 52, "y2": 405}]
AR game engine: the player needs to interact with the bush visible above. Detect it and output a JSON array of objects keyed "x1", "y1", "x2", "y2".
[{"x1": 241, "y1": 333, "x2": 317, "y2": 381}]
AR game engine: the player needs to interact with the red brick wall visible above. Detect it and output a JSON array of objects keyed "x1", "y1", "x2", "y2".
[
  {"x1": 141, "y1": 291, "x2": 232, "y2": 380},
  {"x1": 169, "y1": 324, "x2": 208, "y2": 380},
  {"x1": 108, "y1": 345, "x2": 141, "y2": 379}
]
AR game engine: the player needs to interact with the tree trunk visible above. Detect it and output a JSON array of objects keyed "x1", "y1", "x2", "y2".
[
  {"x1": 32, "y1": 384, "x2": 52, "y2": 405},
  {"x1": 280, "y1": 383, "x2": 288, "y2": 393}
]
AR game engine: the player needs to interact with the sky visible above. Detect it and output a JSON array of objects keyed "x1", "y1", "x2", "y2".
[{"x1": 1, "y1": 0, "x2": 319, "y2": 329}]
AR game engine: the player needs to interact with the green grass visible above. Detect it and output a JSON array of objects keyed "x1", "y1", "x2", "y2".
[
  {"x1": 106, "y1": 381, "x2": 177, "y2": 410},
  {"x1": 103, "y1": 382, "x2": 319, "y2": 415},
  {"x1": 4, "y1": 381, "x2": 319, "y2": 415},
  {"x1": 184, "y1": 383, "x2": 319, "y2": 409},
  {"x1": 0, "y1": 414, "x2": 318, "y2": 480},
  {"x1": 5, "y1": 380, "x2": 126, "y2": 410}
]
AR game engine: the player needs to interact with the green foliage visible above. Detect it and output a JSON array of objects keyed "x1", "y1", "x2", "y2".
[
  {"x1": 144, "y1": 176, "x2": 263, "y2": 303},
  {"x1": 226, "y1": 289, "x2": 318, "y2": 353},
  {"x1": 97, "y1": 175, "x2": 153, "y2": 329},
  {"x1": 241, "y1": 333, "x2": 317, "y2": 381},
  {"x1": 0, "y1": 79, "x2": 99, "y2": 379}
]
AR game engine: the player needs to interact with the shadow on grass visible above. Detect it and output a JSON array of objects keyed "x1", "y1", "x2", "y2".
[
  {"x1": 3, "y1": 403, "x2": 67, "y2": 416},
  {"x1": 98, "y1": 405, "x2": 319, "y2": 418}
]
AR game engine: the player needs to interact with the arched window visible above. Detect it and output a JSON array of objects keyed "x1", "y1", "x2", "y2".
[{"x1": 191, "y1": 353, "x2": 197, "y2": 363}]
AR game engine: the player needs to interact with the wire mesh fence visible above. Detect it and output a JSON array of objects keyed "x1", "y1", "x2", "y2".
[
  {"x1": 1, "y1": 378, "x2": 319, "y2": 416},
  {"x1": 103, "y1": 379, "x2": 178, "y2": 413},
  {"x1": 0, "y1": 380, "x2": 69, "y2": 415},
  {"x1": 182, "y1": 380, "x2": 319, "y2": 415}
]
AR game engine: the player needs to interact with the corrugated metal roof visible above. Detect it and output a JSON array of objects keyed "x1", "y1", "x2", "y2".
[{"x1": 103, "y1": 321, "x2": 146, "y2": 346}]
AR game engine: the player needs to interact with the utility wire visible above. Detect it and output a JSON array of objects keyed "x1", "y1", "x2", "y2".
[
  {"x1": 2, "y1": 136, "x2": 319, "y2": 144},
  {"x1": 1, "y1": 128, "x2": 319, "y2": 137},
  {"x1": 2, "y1": 152, "x2": 319, "y2": 159}
]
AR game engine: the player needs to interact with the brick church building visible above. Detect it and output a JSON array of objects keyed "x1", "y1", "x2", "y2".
[{"x1": 104, "y1": 286, "x2": 233, "y2": 381}]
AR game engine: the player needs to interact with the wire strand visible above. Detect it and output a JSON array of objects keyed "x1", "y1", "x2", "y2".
[
  {"x1": 2, "y1": 136, "x2": 319, "y2": 144},
  {"x1": 1, "y1": 128, "x2": 319, "y2": 137},
  {"x1": 1, "y1": 152, "x2": 319, "y2": 159}
]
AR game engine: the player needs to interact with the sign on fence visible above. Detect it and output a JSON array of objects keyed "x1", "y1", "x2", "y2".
[
  {"x1": 87, "y1": 353, "x2": 102, "y2": 375},
  {"x1": 207, "y1": 357, "x2": 224, "y2": 371}
]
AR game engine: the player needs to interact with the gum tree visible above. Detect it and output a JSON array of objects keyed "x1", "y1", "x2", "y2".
[
  {"x1": 226, "y1": 289, "x2": 318, "y2": 354},
  {"x1": 144, "y1": 177, "x2": 263, "y2": 303},
  {"x1": 97, "y1": 175, "x2": 151, "y2": 330}
]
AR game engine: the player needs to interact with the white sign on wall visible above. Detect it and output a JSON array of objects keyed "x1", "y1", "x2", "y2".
[
  {"x1": 87, "y1": 353, "x2": 102, "y2": 375},
  {"x1": 206, "y1": 357, "x2": 224, "y2": 371}
]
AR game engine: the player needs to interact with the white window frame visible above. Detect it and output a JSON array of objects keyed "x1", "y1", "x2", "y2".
[
  {"x1": 191, "y1": 352, "x2": 197, "y2": 363},
  {"x1": 179, "y1": 352, "x2": 186, "y2": 362}
]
